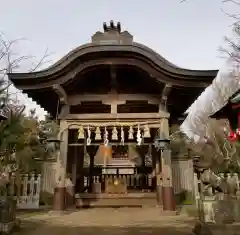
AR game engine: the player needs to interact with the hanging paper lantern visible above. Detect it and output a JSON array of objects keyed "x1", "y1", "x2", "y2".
[
  {"x1": 228, "y1": 103, "x2": 240, "y2": 142},
  {"x1": 77, "y1": 126, "x2": 85, "y2": 139},
  {"x1": 143, "y1": 125, "x2": 151, "y2": 138},
  {"x1": 227, "y1": 91, "x2": 240, "y2": 142},
  {"x1": 95, "y1": 126, "x2": 101, "y2": 140},
  {"x1": 112, "y1": 126, "x2": 118, "y2": 140},
  {"x1": 128, "y1": 126, "x2": 134, "y2": 140}
]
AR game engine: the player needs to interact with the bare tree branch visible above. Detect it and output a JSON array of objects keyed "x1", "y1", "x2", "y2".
[
  {"x1": 28, "y1": 48, "x2": 52, "y2": 72},
  {"x1": 0, "y1": 33, "x2": 52, "y2": 116},
  {"x1": 222, "y1": 0, "x2": 240, "y2": 6}
]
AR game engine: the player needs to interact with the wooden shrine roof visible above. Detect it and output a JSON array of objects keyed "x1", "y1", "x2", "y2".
[{"x1": 8, "y1": 21, "x2": 218, "y2": 119}]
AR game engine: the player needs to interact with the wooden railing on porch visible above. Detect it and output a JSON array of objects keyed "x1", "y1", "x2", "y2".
[{"x1": 81, "y1": 166, "x2": 155, "y2": 193}]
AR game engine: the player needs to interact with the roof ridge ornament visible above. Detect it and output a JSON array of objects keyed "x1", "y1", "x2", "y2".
[
  {"x1": 91, "y1": 21, "x2": 133, "y2": 45},
  {"x1": 103, "y1": 21, "x2": 121, "y2": 33}
]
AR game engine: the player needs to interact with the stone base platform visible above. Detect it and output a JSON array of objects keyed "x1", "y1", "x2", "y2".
[{"x1": 75, "y1": 193, "x2": 158, "y2": 208}]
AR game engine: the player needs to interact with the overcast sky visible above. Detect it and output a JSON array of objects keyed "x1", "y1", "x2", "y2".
[{"x1": 0, "y1": 0, "x2": 237, "y2": 118}]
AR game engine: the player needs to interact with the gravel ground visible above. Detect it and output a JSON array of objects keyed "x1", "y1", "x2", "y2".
[{"x1": 16, "y1": 208, "x2": 196, "y2": 235}]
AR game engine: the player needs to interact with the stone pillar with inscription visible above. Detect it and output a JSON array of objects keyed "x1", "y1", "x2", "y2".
[{"x1": 52, "y1": 121, "x2": 68, "y2": 211}]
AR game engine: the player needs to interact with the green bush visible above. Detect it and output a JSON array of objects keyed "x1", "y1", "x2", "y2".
[
  {"x1": 39, "y1": 191, "x2": 53, "y2": 205},
  {"x1": 175, "y1": 190, "x2": 195, "y2": 205}
]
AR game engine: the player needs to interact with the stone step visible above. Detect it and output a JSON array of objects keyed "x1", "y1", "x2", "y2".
[{"x1": 75, "y1": 193, "x2": 157, "y2": 208}]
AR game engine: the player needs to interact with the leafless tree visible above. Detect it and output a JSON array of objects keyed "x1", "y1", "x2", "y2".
[
  {"x1": 170, "y1": 119, "x2": 240, "y2": 172},
  {"x1": 219, "y1": 0, "x2": 240, "y2": 62},
  {"x1": 0, "y1": 33, "x2": 51, "y2": 110},
  {"x1": 180, "y1": 0, "x2": 240, "y2": 62}
]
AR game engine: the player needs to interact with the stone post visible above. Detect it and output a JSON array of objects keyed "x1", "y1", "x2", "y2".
[
  {"x1": 65, "y1": 178, "x2": 75, "y2": 208},
  {"x1": 161, "y1": 149, "x2": 175, "y2": 211},
  {"x1": 52, "y1": 121, "x2": 68, "y2": 211},
  {"x1": 160, "y1": 118, "x2": 175, "y2": 211}
]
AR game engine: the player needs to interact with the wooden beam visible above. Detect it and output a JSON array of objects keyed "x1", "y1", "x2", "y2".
[
  {"x1": 64, "y1": 112, "x2": 169, "y2": 120},
  {"x1": 68, "y1": 142, "x2": 153, "y2": 146},
  {"x1": 68, "y1": 94, "x2": 161, "y2": 105}
]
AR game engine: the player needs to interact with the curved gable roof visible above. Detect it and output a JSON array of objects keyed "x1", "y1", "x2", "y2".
[
  {"x1": 7, "y1": 21, "x2": 219, "y2": 118},
  {"x1": 9, "y1": 42, "x2": 218, "y2": 80},
  {"x1": 8, "y1": 21, "x2": 218, "y2": 86}
]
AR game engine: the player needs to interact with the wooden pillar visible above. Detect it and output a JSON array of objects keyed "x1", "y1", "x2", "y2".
[
  {"x1": 88, "y1": 155, "x2": 94, "y2": 193},
  {"x1": 66, "y1": 146, "x2": 77, "y2": 208},
  {"x1": 136, "y1": 146, "x2": 148, "y2": 191},
  {"x1": 72, "y1": 147, "x2": 77, "y2": 186},
  {"x1": 88, "y1": 146, "x2": 98, "y2": 193},
  {"x1": 160, "y1": 118, "x2": 176, "y2": 211},
  {"x1": 140, "y1": 147, "x2": 146, "y2": 191},
  {"x1": 76, "y1": 146, "x2": 84, "y2": 193},
  {"x1": 155, "y1": 147, "x2": 163, "y2": 205},
  {"x1": 52, "y1": 121, "x2": 68, "y2": 211}
]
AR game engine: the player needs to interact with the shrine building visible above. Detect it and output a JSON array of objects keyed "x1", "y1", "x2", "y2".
[{"x1": 8, "y1": 21, "x2": 218, "y2": 211}]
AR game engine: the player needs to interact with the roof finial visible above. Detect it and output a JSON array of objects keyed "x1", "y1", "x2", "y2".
[{"x1": 103, "y1": 21, "x2": 121, "y2": 33}]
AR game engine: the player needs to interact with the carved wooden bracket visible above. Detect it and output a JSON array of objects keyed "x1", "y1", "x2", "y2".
[
  {"x1": 160, "y1": 84, "x2": 172, "y2": 110},
  {"x1": 52, "y1": 84, "x2": 68, "y2": 104}
]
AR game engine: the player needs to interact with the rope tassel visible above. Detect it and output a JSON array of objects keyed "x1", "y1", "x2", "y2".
[
  {"x1": 112, "y1": 126, "x2": 118, "y2": 140},
  {"x1": 128, "y1": 126, "x2": 134, "y2": 140},
  {"x1": 87, "y1": 126, "x2": 91, "y2": 145},
  {"x1": 120, "y1": 126, "x2": 124, "y2": 145},
  {"x1": 136, "y1": 125, "x2": 142, "y2": 146},
  {"x1": 104, "y1": 127, "x2": 109, "y2": 146}
]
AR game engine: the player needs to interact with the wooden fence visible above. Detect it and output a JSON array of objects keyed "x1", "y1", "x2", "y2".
[
  {"x1": 41, "y1": 162, "x2": 57, "y2": 194},
  {"x1": 193, "y1": 170, "x2": 240, "y2": 223},
  {"x1": 172, "y1": 159, "x2": 194, "y2": 194},
  {"x1": 3, "y1": 159, "x2": 192, "y2": 210},
  {"x1": 1, "y1": 173, "x2": 41, "y2": 209}
]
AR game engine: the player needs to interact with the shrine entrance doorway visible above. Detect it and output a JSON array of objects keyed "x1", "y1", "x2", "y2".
[{"x1": 66, "y1": 126, "x2": 160, "y2": 197}]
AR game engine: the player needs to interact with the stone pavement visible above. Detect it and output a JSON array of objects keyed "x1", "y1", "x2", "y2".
[{"x1": 17, "y1": 208, "x2": 196, "y2": 235}]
